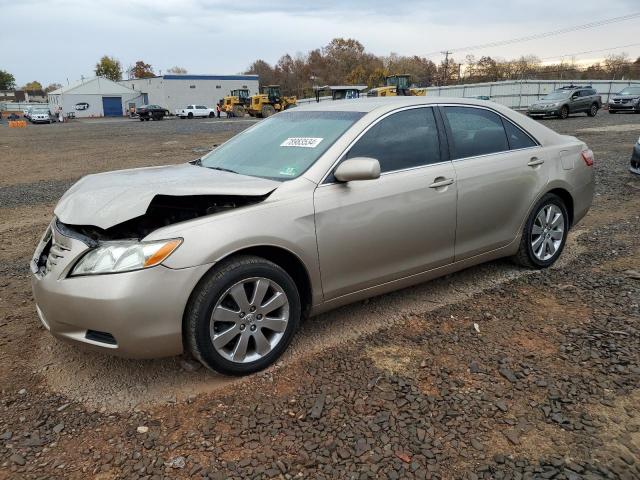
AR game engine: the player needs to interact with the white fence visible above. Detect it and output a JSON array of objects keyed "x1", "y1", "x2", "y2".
[
  {"x1": 0, "y1": 102, "x2": 49, "y2": 112},
  {"x1": 298, "y1": 79, "x2": 640, "y2": 109},
  {"x1": 425, "y1": 80, "x2": 640, "y2": 109}
]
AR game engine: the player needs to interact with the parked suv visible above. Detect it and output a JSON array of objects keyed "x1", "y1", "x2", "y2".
[{"x1": 528, "y1": 86, "x2": 601, "y2": 119}]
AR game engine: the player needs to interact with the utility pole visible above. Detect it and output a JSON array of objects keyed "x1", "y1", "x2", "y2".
[{"x1": 441, "y1": 51, "x2": 452, "y2": 86}]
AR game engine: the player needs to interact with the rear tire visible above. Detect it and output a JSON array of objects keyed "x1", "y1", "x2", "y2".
[
  {"x1": 185, "y1": 255, "x2": 301, "y2": 376},
  {"x1": 513, "y1": 193, "x2": 568, "y2": 269},
  {"x1": 209, "y1": 112, "x2": 215, "y2": 118},
  {"x1": 587, "y1": 103, "x2": 598, "y2": 117}
]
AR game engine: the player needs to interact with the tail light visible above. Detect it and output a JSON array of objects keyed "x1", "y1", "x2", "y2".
[{"x1": 581, "y1": 149, "x2": 594, "y2": 167}]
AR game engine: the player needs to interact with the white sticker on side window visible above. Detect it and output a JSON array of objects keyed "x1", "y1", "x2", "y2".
[{"x1": 280, "y1": 137, "x2": 323, "y2": 148}]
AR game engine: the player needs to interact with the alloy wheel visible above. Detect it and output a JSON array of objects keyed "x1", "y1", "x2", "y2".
[
  {"x1": 209, "y1": 277, "x2": 289, "y2": 363},
  {"x1": 531, "y1": 204, "x2": 565, "y2": 261}
]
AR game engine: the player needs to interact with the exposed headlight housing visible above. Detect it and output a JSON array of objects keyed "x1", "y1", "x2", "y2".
[{"x1": 70, "y1": 239, "x2": 182, "y2": 276}]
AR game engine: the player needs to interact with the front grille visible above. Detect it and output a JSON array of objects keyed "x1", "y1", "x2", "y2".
[{"x1": 86, "y1": 330, "x2": 117, "y2": 345}]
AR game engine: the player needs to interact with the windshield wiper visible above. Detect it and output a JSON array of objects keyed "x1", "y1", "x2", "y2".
[
  {"x1": 190, "y1": 158, "x2": 202, "y2": 166},
  {"x1": 207, "y1": 166, "x2": 240, "y2": 175}
]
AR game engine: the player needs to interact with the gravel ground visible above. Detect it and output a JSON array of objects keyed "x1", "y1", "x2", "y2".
[{"x1": 0, "y1": 111, "x2": 639, "y2": 479}]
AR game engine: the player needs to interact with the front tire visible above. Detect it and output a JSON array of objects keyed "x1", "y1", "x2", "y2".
[
  {"x1": 513, "y1": 193, "x2": 568, "y2": 269},
  {"x1": 232, "y1": 105, "x2": 245, "y2": 117},
  {"x1": 185, "y1": 255, "x2": 301, "y2": 375},
  {"x1": 188, "y1": 112, "x2": 193, "y2": 119},
  {"x1": 559, "y1": 106, "x2": 569, "y2": 119},
  {"x1": 261, "y1": 105, "x2": 276, "y2": 118}
]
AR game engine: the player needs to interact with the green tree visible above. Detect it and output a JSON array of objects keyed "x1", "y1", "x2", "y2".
[
  {"x1": 23, "y1": 81, "x2": 43, "y2": 91},
  {"x1": 0, "y1": 69, "x2": 16, "y2": 90},
  {"x1": 131, "y1": 60, "x2": 154, "y2": 79},
  {"x1": 95, "y1": 55, "x2": 122, "y2": 81}
]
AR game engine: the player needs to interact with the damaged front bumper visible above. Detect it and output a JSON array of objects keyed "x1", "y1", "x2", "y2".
[{"x1": 30, "y1": 219, "x2": 212, "y2": 359}]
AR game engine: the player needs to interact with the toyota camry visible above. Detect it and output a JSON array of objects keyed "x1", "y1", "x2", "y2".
[{"x1": 31, "y1": 97, "x2": 594, "y2": 375}]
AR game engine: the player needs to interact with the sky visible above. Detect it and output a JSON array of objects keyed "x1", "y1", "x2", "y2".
[{"x1": 1, "y1": 0, "x2": 639, "y2": 87}]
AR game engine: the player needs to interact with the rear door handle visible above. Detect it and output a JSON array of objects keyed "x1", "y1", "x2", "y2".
[
  {"x1": 527, "y1": 157, "x2": 545, "y2": 167},
  {"x1": 429, "y1": 177, "x2": 455, "y2": 189}
]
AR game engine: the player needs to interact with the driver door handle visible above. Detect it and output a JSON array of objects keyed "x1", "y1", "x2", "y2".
[
  {"x1": 429, "y1": 177, "x2": 455, "y2": 189},
  {"x1": 527, "y1": 157, "x2": 545, "y2": 167}
]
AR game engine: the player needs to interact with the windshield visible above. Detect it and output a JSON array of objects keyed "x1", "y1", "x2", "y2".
[
  {"x1": 542, "y1": 91, "x2": 570, "y2": 100},
  {"x1": 619, "y1": 87, "x2": 640, "y2": 95},
  {"x1": 200, "y1": 110, "x2": 364, "y2": 180}
]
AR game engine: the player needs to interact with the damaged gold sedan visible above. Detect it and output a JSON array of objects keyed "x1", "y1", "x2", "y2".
[{"x1": 31, "y1": 98, "x2": 594, "y2": 375}]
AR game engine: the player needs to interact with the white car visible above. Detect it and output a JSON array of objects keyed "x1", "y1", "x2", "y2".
[
  {"x1": 175, "y1": 105, "x2": 216, "y2": 119},
  {"x1": 30, "y1": 109, "x2": 52, "y2": 124}
]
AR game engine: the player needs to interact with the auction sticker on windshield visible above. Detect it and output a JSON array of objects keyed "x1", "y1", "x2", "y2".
[{"x1": 280, "y1": 137, "x2": 323, "y2": 148}]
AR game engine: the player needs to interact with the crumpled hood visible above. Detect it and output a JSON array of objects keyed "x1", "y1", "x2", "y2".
[{"x1": 55, "y1": 163, "x2": 280, "y2": 229}]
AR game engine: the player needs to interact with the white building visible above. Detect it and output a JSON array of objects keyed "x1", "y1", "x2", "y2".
[
  {"x1": 121, "y1": 74, "x2": 260, "y2": 112},
  {"x1": 48, "y1": 77, "x2": 144, "y2": 117}
]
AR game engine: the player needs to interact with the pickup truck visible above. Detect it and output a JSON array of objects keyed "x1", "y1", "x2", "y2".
[{"x1": 175, "y1": 105, "x2": 216, "y2": 119}]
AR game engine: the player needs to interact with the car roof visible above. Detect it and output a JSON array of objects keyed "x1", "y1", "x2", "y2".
[{"x1": 293, "y1": 96, "x2": 499, "y2": 113}]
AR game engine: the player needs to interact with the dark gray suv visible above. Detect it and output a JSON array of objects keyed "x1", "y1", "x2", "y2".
[{"x1": 528, "y1": 86, "x2": 602, "y2": 119}]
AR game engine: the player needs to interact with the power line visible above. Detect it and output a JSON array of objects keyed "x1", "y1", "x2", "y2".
[
  {"x1": 426, "y1": 12, "x2": 640, "y2": 57},
  {"x1": 539, "y1": 42, "x2": 640, "y2": 61}
]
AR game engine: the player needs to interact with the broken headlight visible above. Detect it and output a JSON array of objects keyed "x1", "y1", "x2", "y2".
[{"x1": 70, "y1": 239, "x2": 182, "y2": 276}]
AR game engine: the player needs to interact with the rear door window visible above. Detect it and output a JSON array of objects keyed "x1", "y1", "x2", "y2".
[
  {"x1": 345, "y1": 107, "x2": 441, "y2": 173},
  {"x1": 442, "y1": 106, "x2": 508, "y2": 159}
]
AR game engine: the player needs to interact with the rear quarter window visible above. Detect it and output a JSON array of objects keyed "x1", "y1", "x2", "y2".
[{"x1": 502, "y1": 119, "x2": 537, "y2": 150}]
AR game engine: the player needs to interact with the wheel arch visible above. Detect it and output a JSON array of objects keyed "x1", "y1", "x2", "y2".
[
  {"x1": 516, "y1": 185, "x2": 575, "y2": 242},
  {"x1": 185, "y1": 244, "x2": 314, "y2": 320},
  {"x1": 546, "y1": 187, "x2": 574, "y2": 228}
]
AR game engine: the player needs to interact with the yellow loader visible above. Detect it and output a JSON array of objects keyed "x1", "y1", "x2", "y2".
[
  {"x1": 367, "y1": 74, "x2": 427, "y2": 97},
  {"x1": 247, "y1": 85, "x2": 297, "y2": 118},
  {"x1": 222, "y1": 89, "x2": 251, "y2": 117}
]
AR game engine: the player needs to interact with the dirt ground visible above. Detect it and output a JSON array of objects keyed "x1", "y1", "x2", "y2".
[{"x1": 0, "y1": 112, "x2": 639, "y2": 479}]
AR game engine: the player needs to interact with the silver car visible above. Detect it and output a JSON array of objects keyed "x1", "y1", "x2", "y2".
[
  {"x1": 31, "y1": 97, "x2": 594, "y2": 375},
  {"x1": 29, "y1": 109, "x2": 52, "y2": 124}
]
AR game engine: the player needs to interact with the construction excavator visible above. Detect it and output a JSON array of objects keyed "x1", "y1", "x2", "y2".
[
  {"x1": 247, "y1": 85, "x2": 297, "y2": 118},
  {"x1": 367, "y1": 74, "x2": 427, "y2": 97},
  {"x1": 222, "y1": 88, "x2": 251, "y2": 117}
]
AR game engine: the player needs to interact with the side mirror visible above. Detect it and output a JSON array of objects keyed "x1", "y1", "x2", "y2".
[
  {"x1": 334, "y1": 157, "x2": 381, "y2": 182},
  {"x1": 571, "y1": 94, "x2": 579, "y2": 100}
]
